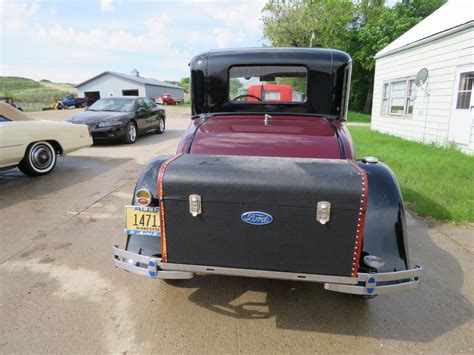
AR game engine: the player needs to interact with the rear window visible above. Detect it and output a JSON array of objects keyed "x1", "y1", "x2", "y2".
[
  {"x1": 229, "y1": 65, "x2": 307, "y2": 103},
  {"x1": 144, "y1": 98, "x2": 156, "y2": 108}
]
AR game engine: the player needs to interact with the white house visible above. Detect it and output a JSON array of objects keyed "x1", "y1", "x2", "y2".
[
  {"x1": 371, "y1": 0, "x2": 474, "y2": 154},
  {"x1": 76, "y1": 70, "x2": 184, "y2": 105}
]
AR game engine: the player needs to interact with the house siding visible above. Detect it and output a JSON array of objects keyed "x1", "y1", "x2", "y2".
[{"x1": 371, "y1": 26, "x2": 474, "y2": 154}]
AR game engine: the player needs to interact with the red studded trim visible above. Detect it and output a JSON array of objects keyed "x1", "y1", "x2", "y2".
[
  {"x1": 349, "y1": 161, "x2": 369, "y2": 277},
  {"x1": 158, "y1": 154, "x2": 183, "y2": 263}
]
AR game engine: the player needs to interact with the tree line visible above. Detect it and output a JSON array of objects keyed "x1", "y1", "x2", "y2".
[{"x1": 262, "y1": 0, "x2": 446, "y2": 113}]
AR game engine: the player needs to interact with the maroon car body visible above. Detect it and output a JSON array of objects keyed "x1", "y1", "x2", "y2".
[
  {"x1": 113, "y1": 48, "x2": 421, "y2": 297},
  {"x1": 177, "y1": 114, "x2": 354, "y2": 160}
]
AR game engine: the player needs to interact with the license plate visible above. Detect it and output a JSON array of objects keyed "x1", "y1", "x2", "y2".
[{"x1": 125, "y1": 205, "x2": 161, "y2": 237}]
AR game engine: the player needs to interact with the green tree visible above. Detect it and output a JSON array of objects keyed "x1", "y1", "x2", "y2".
[
  {"x1": 262, "y1": 0, "x2": 446, "y2": 113},
  {"x1": 229, "y1": 78, "x2": 244, "y2": 99},
  {"x1": 178, "y1": 77, "x2": 190, "y2": 93},
  {"x1": 263, "y1": 0, "x2": 355, "y2": 49}
]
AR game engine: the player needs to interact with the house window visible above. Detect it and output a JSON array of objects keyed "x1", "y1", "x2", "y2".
[
  {"x1": 456, "y1": 72, "x2": 473, "y2": 109},
  {"x1": 381, "y1": 78, "x2": 416, "y2": 116}
]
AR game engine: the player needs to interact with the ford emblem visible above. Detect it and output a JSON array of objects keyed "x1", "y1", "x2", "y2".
[{"x1": 241, "y1": 211, "x2": 273, "y2": 225}]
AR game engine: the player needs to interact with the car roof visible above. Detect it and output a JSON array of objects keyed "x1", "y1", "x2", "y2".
[{"x1": 0, "y1": 102, "x2": 36, "y2": 121}]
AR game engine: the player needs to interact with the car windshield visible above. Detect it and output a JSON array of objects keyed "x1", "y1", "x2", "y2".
[{"x1": 88, "y1": 98, "x2": 135, "y2": 112}]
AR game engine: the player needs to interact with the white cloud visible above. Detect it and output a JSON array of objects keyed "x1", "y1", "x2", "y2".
[
  {"x1": 49, "y1": 5, "x2": 58, "y2": 15},
  {"x1": 0, "y1": 1, "x2": 40, "y2": 31},
  {"x1": 100, "y1": 0, "x2": 114, "y2": 12},
  {"x1": 1, "y1": 0, "x2": 266, "y2": 82},
  {"x1": 35, "y1": 23, "x2": 164, "y2": 55},
  {"x1": 210, "y1": 0, "x2": 265, "y2": 36},
  {"x1": 0, "y1": 1, "x2": 40, "y2": 16},
  {"x1": 213, "y1": 28, "x2": 246, "y2": 48}
]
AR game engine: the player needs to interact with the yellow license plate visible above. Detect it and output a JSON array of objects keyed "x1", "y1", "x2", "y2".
[{"x1": 125, "y1": 205, "x2": 161, "y2": 237}]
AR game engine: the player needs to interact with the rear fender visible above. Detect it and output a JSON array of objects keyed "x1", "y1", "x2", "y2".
[
  {"x1": 359, "y1": 160, "x2": 410, "y2": 273},
  {"x1": 125, "y1": 155, "x2": 171, "y2": 257}
]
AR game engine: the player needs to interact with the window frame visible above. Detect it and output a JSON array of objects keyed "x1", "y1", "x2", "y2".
[
  {"x1": 381, "y1": 77, "x2": 416, "y2": 117},
  {"x1": 455, "y1": 71, "x2": 473, "y2": 110}
]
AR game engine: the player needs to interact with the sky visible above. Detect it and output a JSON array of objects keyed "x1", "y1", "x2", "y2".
[{"x1": 0, "y1": 0, "x2": 267, "y2": 84}]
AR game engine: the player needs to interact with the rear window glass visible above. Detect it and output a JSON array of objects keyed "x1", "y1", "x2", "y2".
[
  {"x1": 144, "y1": 98, "x2": 156, "y2": 108},
  {"x1": 229, "y1": 65, "x2": 307, "y2": 103}
]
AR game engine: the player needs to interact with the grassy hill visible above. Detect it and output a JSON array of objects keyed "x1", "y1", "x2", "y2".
[{"x1": 0, "y1": 76, "x2": 77, "y2": 112}]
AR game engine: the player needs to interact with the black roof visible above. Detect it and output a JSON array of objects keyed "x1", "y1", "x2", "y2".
[{"x1": 189, "y1": 47, "x2": 352, "y2": 117}]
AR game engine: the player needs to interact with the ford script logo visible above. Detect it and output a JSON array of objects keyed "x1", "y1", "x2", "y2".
[{"x1": 241, "y1": 211, "x2": 273, "y2": 226}]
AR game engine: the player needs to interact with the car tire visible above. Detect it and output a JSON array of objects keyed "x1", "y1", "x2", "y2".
[
  {"x1": 124, "y1": 122, "x2": 137, "y2": 144},
  {"x1": 18, "y1": 141, "x2": 57, "y2": 176},
  {"x1": 155, "y1": 117, "x2": 165, "y2": 134}
]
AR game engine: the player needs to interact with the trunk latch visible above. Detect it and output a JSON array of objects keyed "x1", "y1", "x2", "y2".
[
  {"x1": 316, "y1": 201, "x2": 331, "y2": 225},
  {"x1": 189, "y1": 194, "x2": 202, "y2": 217}
]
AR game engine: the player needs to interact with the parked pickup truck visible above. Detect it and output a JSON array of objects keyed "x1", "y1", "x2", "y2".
[
  {"x1": 155, "y1": 94, "x2": 181, "y2": 105},
  {"x1": 113, "y1": 48, "x2": 422, "y2": 298},
  {"x1": 58, "y1": 95, "x2": 89, "y2": 109}
]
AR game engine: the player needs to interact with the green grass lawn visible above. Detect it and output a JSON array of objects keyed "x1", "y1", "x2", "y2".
[
  {"x1": 348, "y1": 111, "x2": 371, "y2": 123},
  {"x1": 350, "y1": 127, "x2": 474, "y2": 224}
]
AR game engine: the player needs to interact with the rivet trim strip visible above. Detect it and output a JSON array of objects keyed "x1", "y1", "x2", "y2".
[
  {"x1": 349, "y1": 161, "x2": 369, "y2": 277},
  {"x1": 158, "y1": 153, "x2": 183, "y2": 263}
]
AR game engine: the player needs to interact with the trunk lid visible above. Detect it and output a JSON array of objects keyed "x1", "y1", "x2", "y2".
[
  {"x1": 160, "y1": 154, "x2": 366, "y2": 277},
  {"x1": 190, "y1": 115, "x2": 342, "y2": 159}
]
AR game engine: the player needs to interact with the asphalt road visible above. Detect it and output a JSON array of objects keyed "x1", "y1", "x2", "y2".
[{"x1": 0, "y1": 107, "x2": 473, "y2": 354}]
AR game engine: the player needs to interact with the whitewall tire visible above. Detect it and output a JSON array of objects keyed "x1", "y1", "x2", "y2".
[{"x1": 18, "y1": 141, "x2": 57, "y2": 176}]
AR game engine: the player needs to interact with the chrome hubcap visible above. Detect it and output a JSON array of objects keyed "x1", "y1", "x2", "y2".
[
  {"x1": 31, "y1": 144, "x2": 52, "y2": 169},
  {"x1": 129, "y1": 124, "x2": 137, "y2": 141},
  {"x1": 159, "y1": 119, "x2": 165, "y2": 131}
]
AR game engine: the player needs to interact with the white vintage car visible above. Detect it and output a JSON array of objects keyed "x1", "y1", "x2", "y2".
[{"x1": 0, "y1": 102, "x2": 93, "y2": 176}]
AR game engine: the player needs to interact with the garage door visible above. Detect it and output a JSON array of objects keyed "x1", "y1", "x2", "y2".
[{"x1": 84, "y1": 91, "x2": 100, "y2": 105}]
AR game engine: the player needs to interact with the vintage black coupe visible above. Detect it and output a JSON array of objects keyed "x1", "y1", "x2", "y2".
[{"x1": 113, "y1": 48, "x2": 421, "y2": 297}]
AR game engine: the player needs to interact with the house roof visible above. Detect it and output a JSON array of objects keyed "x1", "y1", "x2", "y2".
[
  {"x1": 76, "y1": 71, "x2": 183, "y2": 90},
  {"x1": 376, "y1": 0, "x2": 474, "y2": 58}
]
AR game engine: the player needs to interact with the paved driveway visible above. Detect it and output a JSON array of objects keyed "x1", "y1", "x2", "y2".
[{"x1": 0, "y1": 107, "x2": 472, "y2": 353}]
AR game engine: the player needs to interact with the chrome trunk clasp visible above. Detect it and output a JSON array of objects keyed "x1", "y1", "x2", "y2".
[
  {"x1": 189, "y1": 194, "x2": 202, "y2": 217},
  {"x1": 264, "y1": 114, "x2": 271, "y2": 126},
  {"x1": 316, "y1": 201, "x2": 331, "y2": 225}
]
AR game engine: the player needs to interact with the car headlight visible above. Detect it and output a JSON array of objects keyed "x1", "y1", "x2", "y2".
[{"x1": 97, "y1": 120, "x2": 124, "y2": 128}]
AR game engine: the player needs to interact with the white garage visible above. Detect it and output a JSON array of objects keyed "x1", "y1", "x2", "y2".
[
  {"x1": 371, "y1": 0, "x2": 473, "y2": 154},
  {"x1": 76, "y1": 70, "x2": 184, "y2": 105}
]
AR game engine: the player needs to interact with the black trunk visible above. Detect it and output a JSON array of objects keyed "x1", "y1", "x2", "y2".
[{"x1": 161, "y1": 154, "x2": 365, "y2": 277}]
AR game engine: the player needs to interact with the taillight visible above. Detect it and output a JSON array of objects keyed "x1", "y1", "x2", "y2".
[{"x1": 135, "y1": 189, "x2": 152, "y2": 206}]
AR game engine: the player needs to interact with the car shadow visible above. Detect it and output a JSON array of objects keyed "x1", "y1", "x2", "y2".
[
  {"x1": 162, "y1": 215, "x2": 472, "y2": 342},
  {"x1": 0, "y1": 155, "x2": 133, "y2": 209},
  {"x1": 403, "y1": 188, "x2": 453, "y2": 221}
]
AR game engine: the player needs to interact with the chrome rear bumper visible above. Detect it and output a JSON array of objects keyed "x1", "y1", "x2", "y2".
[{"x1": 113, "y1": 246, "x2": 421, "y2": 295}]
